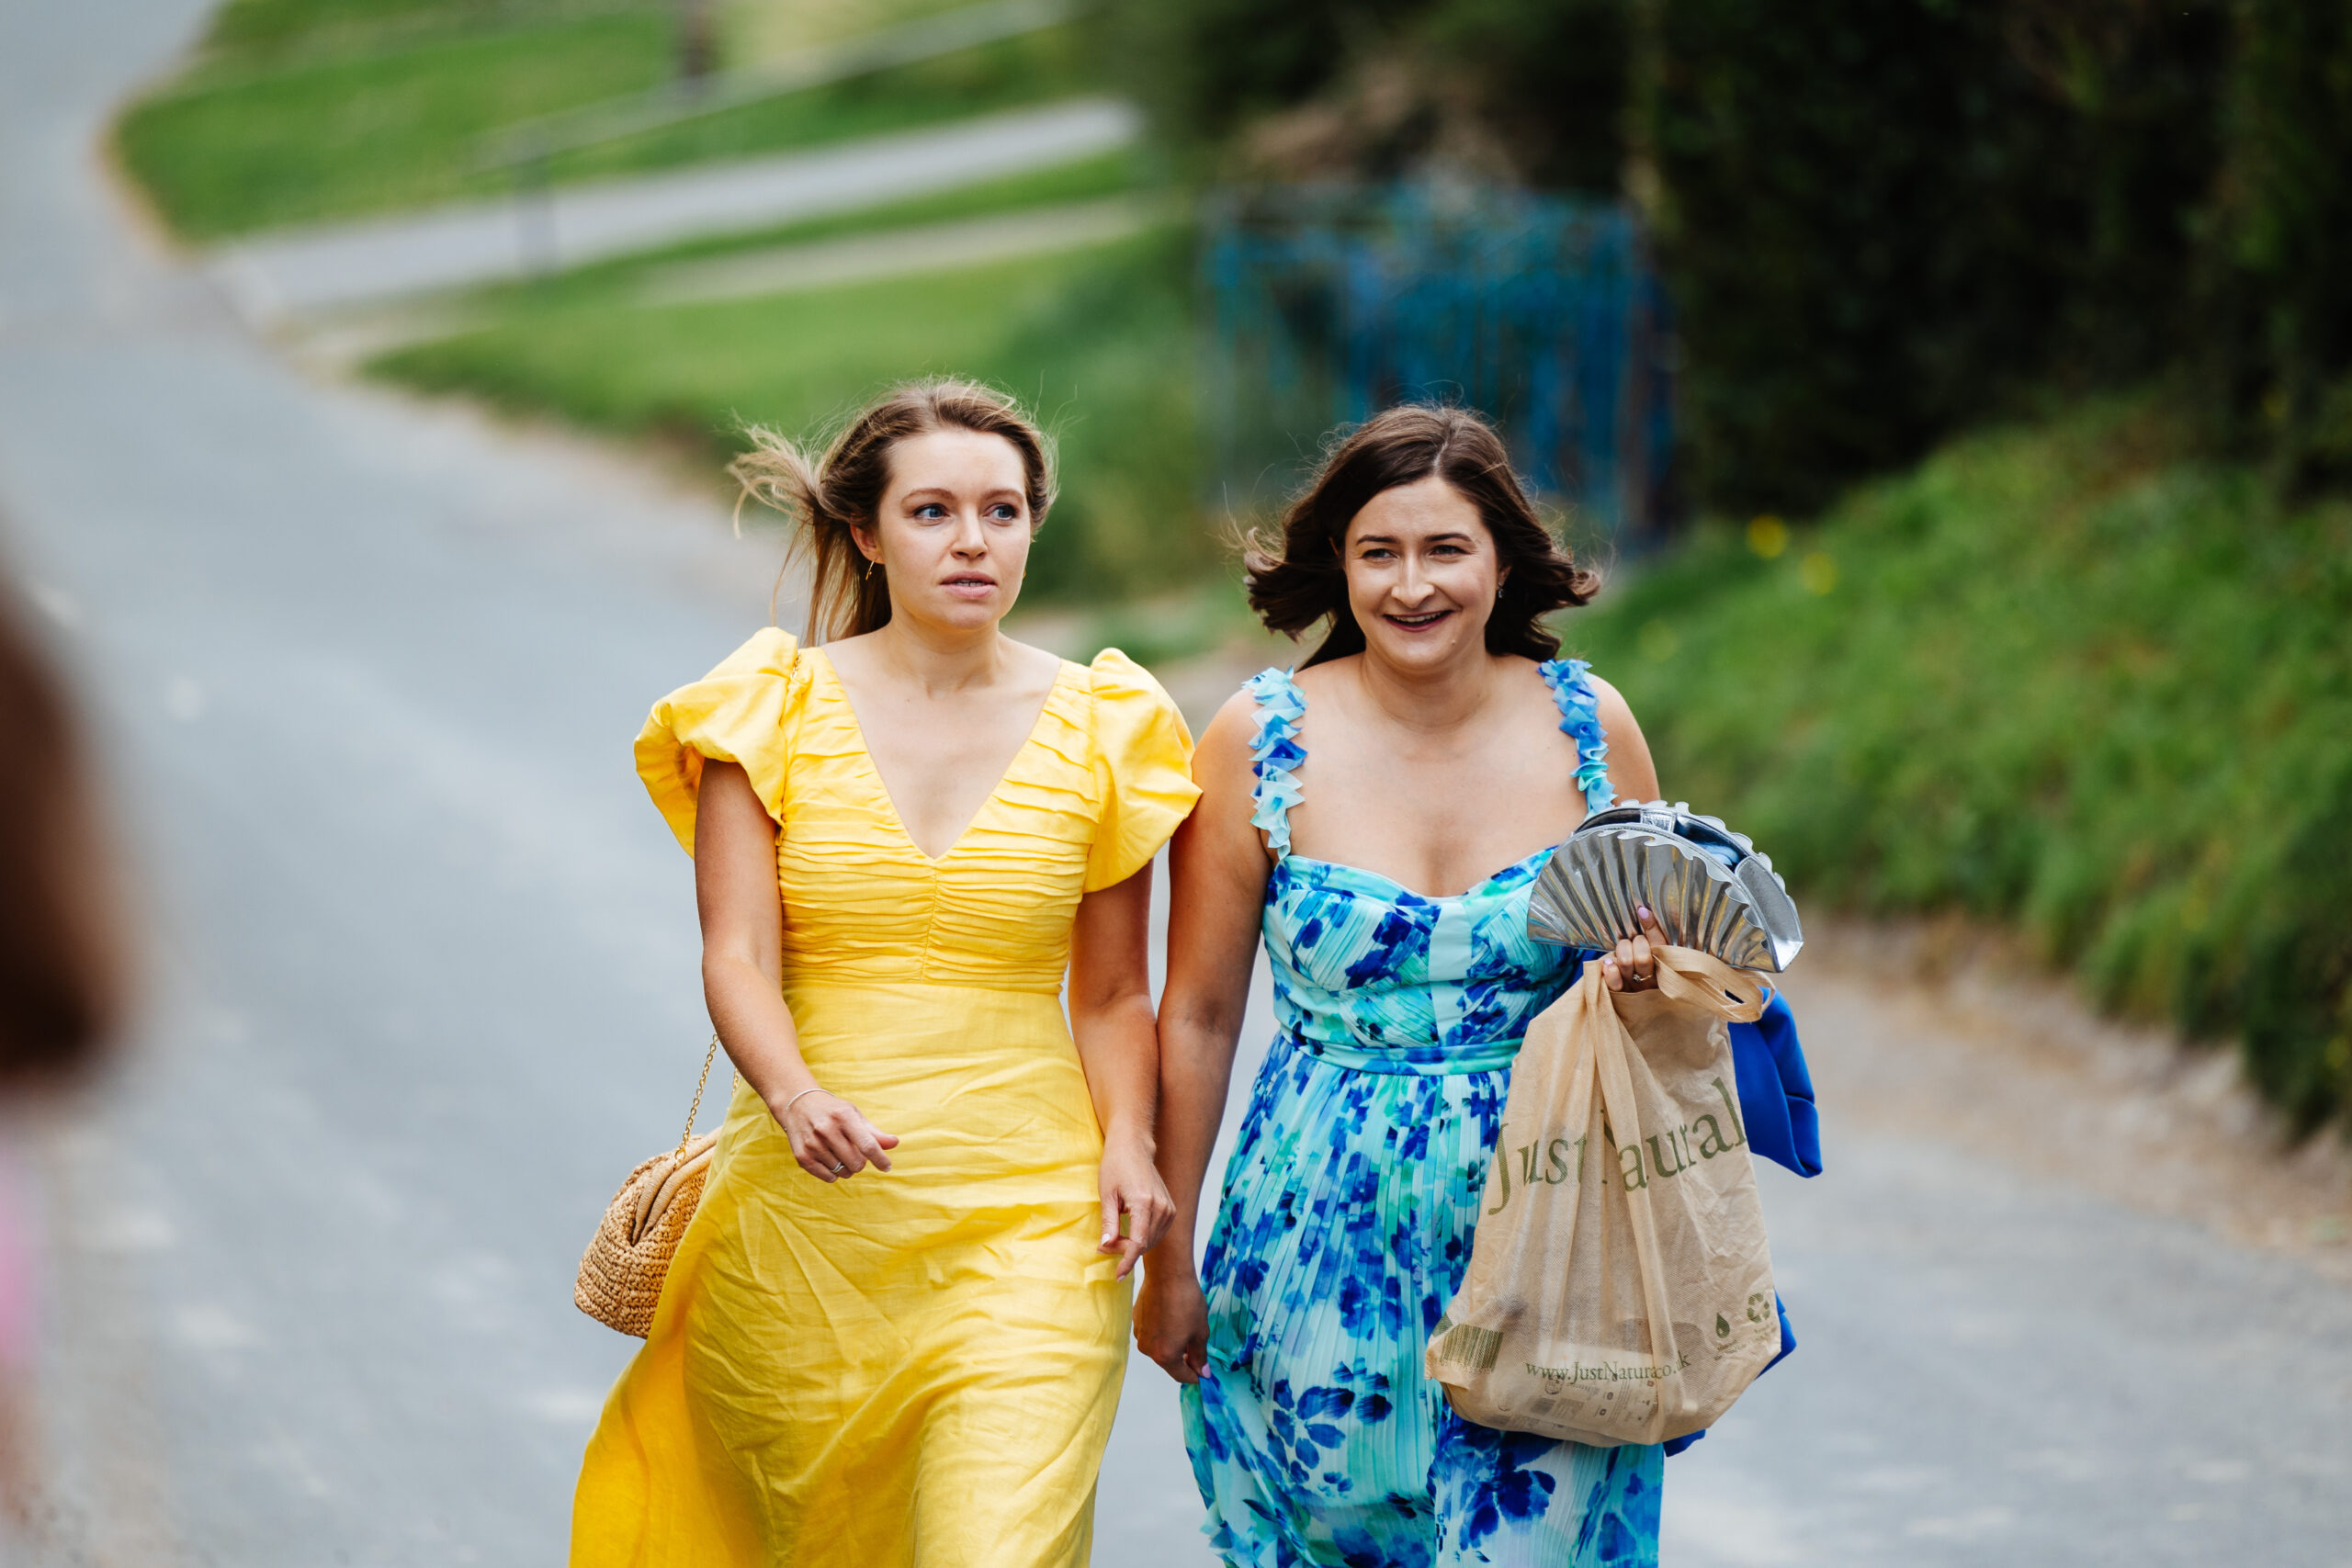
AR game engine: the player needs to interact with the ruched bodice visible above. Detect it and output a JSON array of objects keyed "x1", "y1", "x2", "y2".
[
  {"x1": 1263, "y1": 852, "x2": 1577, "y2": 1073},
  {"x1": 634, "y1": 628, "x2": 1196, "y2": 996}
]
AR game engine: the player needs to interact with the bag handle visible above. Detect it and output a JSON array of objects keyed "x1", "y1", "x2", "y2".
[
  {"x1": 1648, "y1": 944, "x2": 1769, "y2": 1024},
  {"x1": 676, "y1": 1032, "x2": 722, "y2": 1159}
]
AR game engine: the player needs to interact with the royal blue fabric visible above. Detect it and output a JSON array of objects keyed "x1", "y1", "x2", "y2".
[{"x1": 1729, "y1": 988, "x2": 1821, "y2": 1178}]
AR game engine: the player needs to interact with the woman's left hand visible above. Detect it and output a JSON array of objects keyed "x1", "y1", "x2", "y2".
[
  {"x1": 1097, "y1": 1134, "x2": 1174, "y2": 1280},
  {"x1": 1600, "y1": 905, "x2": 1668, "y2": 993}
]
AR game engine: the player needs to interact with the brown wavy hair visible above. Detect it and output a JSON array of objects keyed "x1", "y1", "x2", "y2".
[
  {"x1": 732, "y1": 378, "x2": 1057, "y2": 644},
  {"x1": 1243, "y1": 403, "x2": 1600, "y2": 668}
]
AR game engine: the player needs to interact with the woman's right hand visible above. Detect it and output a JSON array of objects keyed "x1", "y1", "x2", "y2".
[
  {"x1": 1135, "y1": 1258, "x2": 1210, "y2": 1384},
  {"x1": 777, "y1": 1089, "x2": 899, "y2": 1182}
]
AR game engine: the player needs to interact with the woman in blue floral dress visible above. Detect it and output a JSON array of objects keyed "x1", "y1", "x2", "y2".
[{"x1": 1139, "y1": 405, "x2": 1679, "y2": 1566}]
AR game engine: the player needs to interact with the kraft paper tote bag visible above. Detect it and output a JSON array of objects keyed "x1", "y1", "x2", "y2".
[{"x1": 1425, "y1": 945, "x2": 1780, "y2": 1447}]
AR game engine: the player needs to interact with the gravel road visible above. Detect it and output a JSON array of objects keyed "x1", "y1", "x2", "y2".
[{"x1": 1, "y1": 5, "x2": 2345, "y2": 1565}]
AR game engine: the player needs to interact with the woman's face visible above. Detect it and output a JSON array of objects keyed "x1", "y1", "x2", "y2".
[
  {"x1": 1341, "y1": 474, "x2": 1502, "y2": 671},
  {"x1": 857, "y1": 428, "x2": 1034, "y2": 635}
]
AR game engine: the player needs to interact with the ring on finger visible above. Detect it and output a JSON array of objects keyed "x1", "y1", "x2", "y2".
[{"x1": 831, "y1": 1159, "x2": 847, "y2": 1176}]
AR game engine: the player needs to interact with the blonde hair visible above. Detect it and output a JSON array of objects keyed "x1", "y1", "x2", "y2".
[{"x1": 732, "y1": 378, "x2": 1057, "y2": 643}]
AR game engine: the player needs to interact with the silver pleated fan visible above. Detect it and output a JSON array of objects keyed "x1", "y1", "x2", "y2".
[{"x1": 1528, "y1": 802, "x2": 1804, "y2": 972}]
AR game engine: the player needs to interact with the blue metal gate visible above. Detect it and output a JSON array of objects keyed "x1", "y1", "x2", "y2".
[{"x1": 1201, "y1": 185, "x2": 1677, "y2": 546}]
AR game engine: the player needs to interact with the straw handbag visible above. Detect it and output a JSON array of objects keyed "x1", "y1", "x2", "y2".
[{"x1": 575, "y1": 1033, "x2": 726, "y2": 1337}]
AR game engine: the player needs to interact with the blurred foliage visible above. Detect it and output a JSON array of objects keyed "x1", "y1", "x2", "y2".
[
  {"x1": 1064, "y1": 582, "x2": 1261, "y2": 667},
  {"x1": 116, "y1": 0, "x2": 1095, "y2": 237},
  {"x1": 2199, "y1": 0, "x2": 2352, "y2": 495},
  {"x1": 202, "y1": 0, "x2": 607, "y2": 55},
  {"x1": 1649, "y1": 0, "x2": 2229, "y2": 513},
  {"x1": 1108, "y1": 0, "x2": 1424, "y2": 147},
  {"x1": 1568, "y1": 399, "x2": 2352, "y2": 1129},
  {"x1": 1125, "y1": 0, "x2": 2352, "y2": 513},
  {"x1": 1424, "y1": 0, "x2": 1628, "y2": 190},
  {"x1": 1108, "y1": 0, "x2": 1624, "y2": 185},
  {"x1": 369, "y1": 230, "x2": 1208, "y2": 603}
]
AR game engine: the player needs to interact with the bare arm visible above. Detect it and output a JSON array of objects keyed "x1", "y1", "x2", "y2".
[
  {"x1": 1589, "y1": 674, "x2": 1661, "y2": 806},
  {"x1": 1135, "y1": 693, "x2": 1273, "y2": 1382},
  {"x1": 1070, "y1": 866, "x2": 1176, "y2": 1280},
  {"x1": 1587, "y1": 676, "x2": 1669, "y2": 991},
  {"x1": 695, "y1": 760, "x2": 897, "y2": 1182}
]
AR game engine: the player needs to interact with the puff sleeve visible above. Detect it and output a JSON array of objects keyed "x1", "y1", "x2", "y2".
[
  {"x1": 633, "y1": 627, "x2": 808, "y2": 853},
  {"x1": 1083, "y1": 649, "x2": 1202, "y2": 892}
]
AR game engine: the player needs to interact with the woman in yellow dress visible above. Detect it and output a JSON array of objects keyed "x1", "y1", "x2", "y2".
[{"x1": 571, "y1": 380, "x2": 1199, "y2": 1567}]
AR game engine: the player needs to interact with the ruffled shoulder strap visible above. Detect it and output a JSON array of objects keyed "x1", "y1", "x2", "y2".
[
  {"x1": 634, "y1": 627, "x2": 811, "y2": 853},
  {"x1": 1539, "y1": 658, "x2": 1615, "y2": 816},
  {"x1": 1082, "y1": 649, "x2": 1201, "y2": 891},
  {"x1": 1242, "y1": 667, "x2": 1306, "y2": 858}
]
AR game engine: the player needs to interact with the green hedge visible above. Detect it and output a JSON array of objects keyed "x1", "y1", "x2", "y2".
[
  {"x1": 1568, "y1": 400, "x2": 2352, "y2": 1129},
  {"x1": 1648, "y1": 0, "x2": 2227, "y2": 514},
  {"x1": 1125, "y1": 0, "x2": 2352, "y2": 512},
  {"x1": 2199, "y1": 0, "x2": 2352, "y2": 492}
]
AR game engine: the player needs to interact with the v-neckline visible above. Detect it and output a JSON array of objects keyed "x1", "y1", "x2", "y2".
[{"x1": 814, "y1": 649, "x2": 1074, "y2": 866}]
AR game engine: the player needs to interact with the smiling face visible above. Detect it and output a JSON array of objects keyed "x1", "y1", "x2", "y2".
[
  {"x1": 1340, "y1": 473, "x2": 1502, "y2": 671},
  {"x1": 854, "y1": 427, "x2": 1035, "y2": 635}
]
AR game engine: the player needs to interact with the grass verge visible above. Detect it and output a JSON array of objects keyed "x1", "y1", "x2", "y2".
[
  {"x1": 117, "y1": 0, "x2": 1097, "y2": 238},
  {"x1": 1567, "y1": 398, "x2": 2352, "y2": 1130},
  {"x1": 368, "y1": 224, "x2": 1208, "y2": 604}
]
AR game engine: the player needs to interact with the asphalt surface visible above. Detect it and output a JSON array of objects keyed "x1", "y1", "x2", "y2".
[{"x1": 1, "y1": 5, "x2": 2346, "y2": 1566}]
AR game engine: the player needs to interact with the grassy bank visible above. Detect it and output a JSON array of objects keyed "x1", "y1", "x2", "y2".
[
  {"x1": 370, "y1": 223, "x2": 1207, "y2": 603},
  {"x1": 117, "y1": 0, "x2": 1096, "y2": 238},
  {"x1": 1569, "y1": 400, "x2": 2352, "y2": 1129}
]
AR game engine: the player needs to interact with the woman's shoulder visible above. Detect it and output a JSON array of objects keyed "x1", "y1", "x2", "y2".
[
  {"x1": 1073, "y1": 647, "x2": 1202, "y2": 888},
  {"x1": 1080, "y1": 646, "x2": 1193, "y2": 759},
  {"x1": 634, "y1": 627, "x2": 817, "y2": 851},
  {"x1": 1558, "y1": 662, "x2": 1639, "y2": 731},
  {"x1": 1080, "y1": 643, "x2": 1170, "y2": 703},
  {"x1": 673, "y1": 626, "x2": 815, "y2": 697},
  {"x1": 649, "y1": 626, "x2": 820, "y2": 749},
  {"x1": 1194, "y1": 660, "x2": 1307, "y2": 761}
]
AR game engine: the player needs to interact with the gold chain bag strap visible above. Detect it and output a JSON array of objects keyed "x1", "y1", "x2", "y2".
[{"x1": 574, "y1": 1032, "x2": 725, "y2": 1337}]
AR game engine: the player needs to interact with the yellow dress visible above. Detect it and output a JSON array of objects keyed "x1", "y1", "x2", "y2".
[{"x1": 571, "y1": 629, "x2": 1198, "y2": 1568}]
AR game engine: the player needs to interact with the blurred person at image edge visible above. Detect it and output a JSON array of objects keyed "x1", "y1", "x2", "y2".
[{"x1": 0, "y1": 562, "x2": 127, "y2": 1525}]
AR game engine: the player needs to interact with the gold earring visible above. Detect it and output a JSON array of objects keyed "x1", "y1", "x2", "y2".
[{"x1": 865, "y1": 558, "x2": 876, "y2": 581}]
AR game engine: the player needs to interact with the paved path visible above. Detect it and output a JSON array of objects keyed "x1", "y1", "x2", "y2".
[
  {"x1": 207, "y1": 97, "x2": 1141, "y2": 324},
  {"x1": 2, "y1": 6, "x2": 2346, "y2": 1567},
  {"x1": 638, "y1": 192, "x2": 1170, "y2": 307}
]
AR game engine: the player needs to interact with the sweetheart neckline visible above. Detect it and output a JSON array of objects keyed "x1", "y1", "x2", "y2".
[{"x1": 1273, "y1": 845, "x2": 1554, "y2": 904}]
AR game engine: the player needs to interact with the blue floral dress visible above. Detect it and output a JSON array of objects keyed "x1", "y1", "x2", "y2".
[{"x1": 1181, "y1": 662, "x2": 1663, "y2": 1568}]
